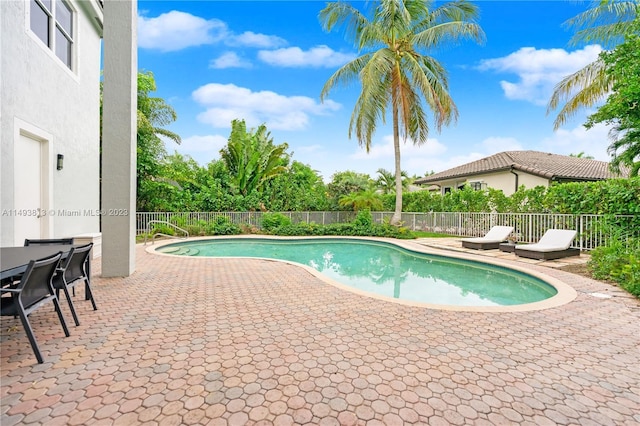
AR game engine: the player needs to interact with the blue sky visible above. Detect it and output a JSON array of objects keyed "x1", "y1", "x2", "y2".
[{"x1": 136, "y1": 0, "x2": 610, "y2": 181}]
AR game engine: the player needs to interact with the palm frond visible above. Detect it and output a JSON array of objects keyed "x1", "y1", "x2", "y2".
[
  {"x1": 319, "y1": 2, "x2": 369, "y2": 48},
  {"x1": 320, "y1": 54, "x2": 372, "y2": 101},
  {"x1": 565, "y1": 0, "x2": 638, "y2": 47},
  {"x1": 547, "y1": 58, "x2": 612, "y2": 130},
  {"x1": 413, "y1": 21, "x2": 485, "y2": 49}
]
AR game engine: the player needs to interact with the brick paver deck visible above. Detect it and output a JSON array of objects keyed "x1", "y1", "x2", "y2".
[{"x1": 2, "y1": 239, "x2": 639, "y2": 425}]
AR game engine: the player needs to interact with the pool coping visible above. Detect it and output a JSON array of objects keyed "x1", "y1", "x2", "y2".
[{"x1": 146, "y1": 235, "x2": 578, "y2": 313}]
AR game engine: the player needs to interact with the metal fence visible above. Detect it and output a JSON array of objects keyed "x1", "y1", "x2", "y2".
[{"x1": 136, "y1": 211, "x2": 639, "y2": 251}]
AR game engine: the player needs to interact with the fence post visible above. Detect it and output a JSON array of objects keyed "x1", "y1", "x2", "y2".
[{"x1": 579, "y1": 215, "x2": 584, "y2": 251}]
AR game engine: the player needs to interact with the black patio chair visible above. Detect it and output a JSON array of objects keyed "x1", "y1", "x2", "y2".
[
  {"x1": 0, "y1": 252, "x2": 70, "y2": 364},
  {"x1": 24, "y1": 238, "x2": 74, "y2": 246},
  {"x1": 53, "y1": 243, "x2": 96, "y2": 326}
]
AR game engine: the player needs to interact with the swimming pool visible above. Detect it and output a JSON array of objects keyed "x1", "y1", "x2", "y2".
[{"x1": 155, "y1": 237, "x2": 563, "y2": 308}]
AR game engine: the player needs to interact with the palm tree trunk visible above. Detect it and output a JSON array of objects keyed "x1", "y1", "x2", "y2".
[{"x1": 390, "y1": 99, "x2": 403, "y2": 226}]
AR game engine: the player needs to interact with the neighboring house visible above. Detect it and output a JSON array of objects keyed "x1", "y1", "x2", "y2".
[
  {"x1": 414, "y1": 151, "x2": 626, "y2": 196},
  {"x1": 1, "y1": 0, "x2": 104, "y2": 246}
]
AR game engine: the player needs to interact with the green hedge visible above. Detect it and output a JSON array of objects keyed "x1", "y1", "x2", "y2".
[
  {"x1": 267, "y1": 211, "x2": 414, "y2": 239},
  {"x1": 396, "y1": 177, "x2": 640, "y2": 215}
]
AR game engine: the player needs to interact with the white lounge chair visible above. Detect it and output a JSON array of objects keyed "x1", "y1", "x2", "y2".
[
  {"x1": 461, "y1": 225, "x2": 514, "y2": 250},
  {"x1": 514, "y1": 229, "x2": 580, "y2": 260}
]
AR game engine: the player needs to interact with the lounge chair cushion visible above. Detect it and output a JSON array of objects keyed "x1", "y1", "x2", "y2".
[
  {"x1": 460, "y1": 226, "x2": 514, "y2": 244},
  {"x1": 514, "y1": 229, "x2": 577, "y2": 252}
]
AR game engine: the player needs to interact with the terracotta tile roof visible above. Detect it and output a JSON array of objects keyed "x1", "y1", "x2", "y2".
[{"x1": 414, "y1": 151, "x2": 627, "y2": 184}]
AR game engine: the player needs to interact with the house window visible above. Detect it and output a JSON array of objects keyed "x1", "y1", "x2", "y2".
[
  {"x1": 443, "y1": 187, "x2": 452, "y2": 194},
  {"x1": 30, "y1": 0, "x2": 74, "y2": 69},
  {"x1": 469, "y1": 181, "x2": 486, "y2": 191}
]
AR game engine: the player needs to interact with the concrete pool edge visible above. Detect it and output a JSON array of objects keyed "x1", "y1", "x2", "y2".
[{"x1": 146, "y1": 235, "x2": 578, "y2": 313}]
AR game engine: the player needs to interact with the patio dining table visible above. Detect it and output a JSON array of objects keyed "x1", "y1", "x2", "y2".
[{"x1": 0, "y1": 245, "x2": 91, "y2": 299}]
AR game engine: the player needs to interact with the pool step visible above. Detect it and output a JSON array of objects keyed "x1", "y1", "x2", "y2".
[
  {"x1": 160, "y1": 246, "x2": 182, "y2": 254},
  {"x1": 183, "y1": 248, "x2": 199, "y2": 256},
  {"x1": 160, "y1": 246, "x2": 199, "y2": 256}
]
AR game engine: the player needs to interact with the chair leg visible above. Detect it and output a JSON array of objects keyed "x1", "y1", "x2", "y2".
[
  {"x1": 16, "y1": 310, "x2": 44, "y2": 364},
  {"x1": 61, "y1": 285, "x2": 80, "y2": 326},
  {"x1": 52, "y1": 297, "x2": 71, "y2": 338},
  {"x1": 83, "y1": 278, "x2": 98, "y2": 311}
]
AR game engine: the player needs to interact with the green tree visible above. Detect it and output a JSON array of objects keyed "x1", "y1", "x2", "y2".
[
  {"x1": 133, "y1": 71, "x2": 181, "y2": 211},
  {"x1": 264, "y1": 161, "x2": 330, "y2": 211},
  {"x1": 585, "y1": 16, "x2": 640, "y2": 175},
  {"x1": 339, "y1": 189, "x2": 384, "y2": 212},
  {"x1": 569, "y1": 151, "x2": 595, "y2": 159},
  {"x1": 319, "y1": 0, "x2": 484, "y2": 225},
  {"x1": 547, "y1": 0, "x2": 637, "y2": 130},
  {"x1": 376, "y1": 168, "x2": 409, "y2": 194},
  {"x1": 220, "y1": 120, "x2": 289, "y2": 196},
  {"x1": 327, "y1": 171, "x2": 373, "y2": 209}
]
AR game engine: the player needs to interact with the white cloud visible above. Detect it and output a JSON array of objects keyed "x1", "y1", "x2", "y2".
[
  {"x1": 176, "y1": 135, "x2": 228, "y2": 152},
  {"x1": 192, "y1": 83, "x2": 341, "y2": 131},
  {"x1": 296, "y1": 144, "x2": 324, "y2": 154},
  {"x1": 347, "y1": 134, "x2": 448, "y2": 176},
  {"x1": 138, "y1": 11, "x2": 227, "y2": 52},
  {"x1": 352, "y1": 135, "x2": 447, "y2": 160},
  {"x1": 209, "y1": 52, "x2": 252, "y2": 69},
  {"x1": 419, "y1": 137, "x2": 522, "y2": 175},
  {"x1": 540, "y1": 122, "x2": 611, "y2": 160},
  {"x1": 163, "y1": 134, "x2": 228, "y2": 165},
  {"x1": 480, "y1": 136, "x2": 523, "y2": 154},
  {"x1": 428, "y1": 153, "x2": 487, "y2": 175},
  {"x1": 477, "y1": 45, "x2": 603, "y2": 105},
  {"x1": 229, "y1": 31, "x2": 287, "y2": 48},
  {"x1": 138, "y1": 11, "x2": 285, "y2": 53},
  {"x1": 258, "y1": 45, "x2": 356, "y2": 68}
]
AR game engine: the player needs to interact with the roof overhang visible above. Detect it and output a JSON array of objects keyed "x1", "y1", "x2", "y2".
[{"x1": 78, "y1": 0, "x2": 104, "y2": 36}]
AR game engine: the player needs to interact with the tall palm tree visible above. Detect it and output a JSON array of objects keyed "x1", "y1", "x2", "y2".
[
  {"x1": 547, "y1": 0, "x2": 637, "y2": 130},
  {"x1": 319, "y1": 0, "x2": 484, "y2": 225}
]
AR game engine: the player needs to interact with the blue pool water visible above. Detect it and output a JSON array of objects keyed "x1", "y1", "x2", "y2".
[{"x1": 158, "y1": 238, "x2": 557, "y2": 307}]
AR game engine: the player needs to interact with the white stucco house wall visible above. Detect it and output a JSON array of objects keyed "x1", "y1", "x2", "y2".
[{"x1": 1, "y1": 0, "x2": 104, "y2": 246}]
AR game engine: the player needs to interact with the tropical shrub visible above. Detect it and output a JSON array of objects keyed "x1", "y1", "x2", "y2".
[
  {"x1": 261, "y1": 212, "x2": 292, "y2": 232},
  {"x1": 589, "y1": 237, "x2": 640, "y2": 297},
  {"x1": 150, "y1": 224, "x2": 175, "y2": 236},
  {"x1": 205, "y1": 216, "x2": 242, "y2": 236},
  {"x1": 353, "y1": 210, "x2": 373, "y2": 228},
  {"x1": 268, "y1": 210, "x2": 413, "y2": 239},
  {"x1": 185, "y1": 220, "x2": 208, "y2": 236}
]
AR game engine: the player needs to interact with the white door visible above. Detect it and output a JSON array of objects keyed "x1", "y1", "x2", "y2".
[{"x1": 14, "y1": 133, "x2": 45, "y2": 245}]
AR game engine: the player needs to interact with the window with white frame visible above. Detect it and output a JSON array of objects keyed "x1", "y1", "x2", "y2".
[
  {"x1": 469, "y1": 181, "x2": 486, "y2": 191},
  {"x1": 30, "y1": 0, "x2": 74, "y2": 69}
]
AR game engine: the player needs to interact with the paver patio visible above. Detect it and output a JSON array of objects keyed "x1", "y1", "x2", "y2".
[{"x1": 1, "y1": 239, "x2": 639, "y2": 425}]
